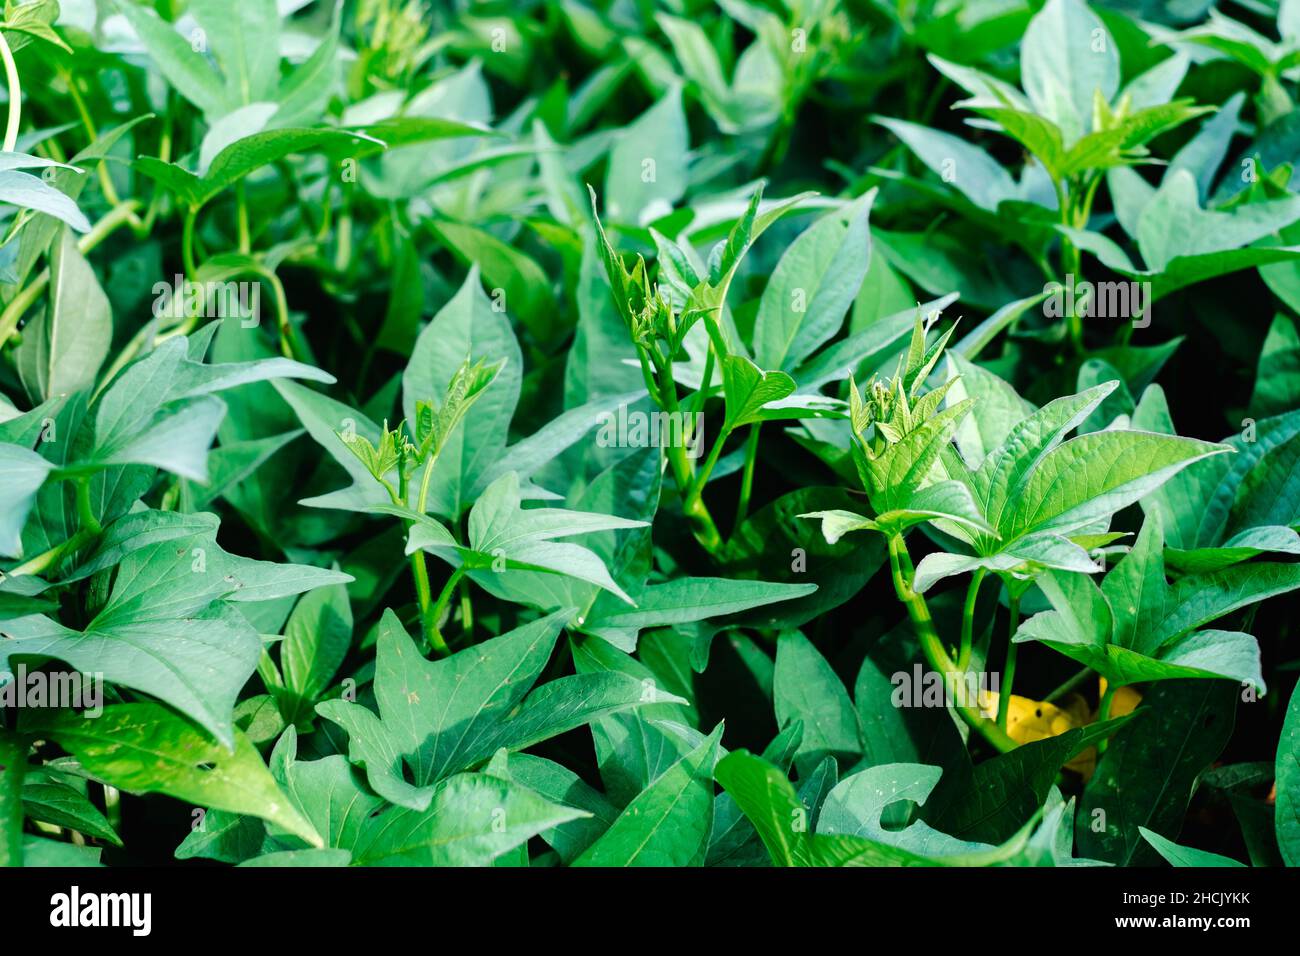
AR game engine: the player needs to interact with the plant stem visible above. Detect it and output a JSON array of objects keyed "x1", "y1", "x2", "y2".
[
  {"x1": 181, "y1": 204, "x2": 200, "y2": 278},
  {"x1": 886, "y1": 534, "x2": 1017, "y2": 753},
  {"x1": 636, "y1": 348, "x2": 662, "y2": 407},
  {"x1": 458, "y1": 576, "x2": 473, "y2": 639},
  {"x1": 236, "y1": 182, "x2": 251, "y2": 253},
  {"x1": 647, "y1": 349, "x2": 723, "y2": 553},
  {"x1": 0, "y1": 30, "x2": 21, "y2": 153},
  {"x1": 262, "y1": 269, "x2": 298, "y2": 360},
  {"x1": 733, "y1": 423, "x2": 760, "y2": 535},
  {"x1": 409, "y1": 549, "x2": 436, "y2": 641},
  {"x1": 0, "y1": 199, "x2": 143, "y2": 345},
  {"x1": 426, "y1": 567, "x2": 465, "y2": 654},
  {"x1": 1097, "y1": 682, "x2": 1117, "y2": 754},
  {"x1": 958, "y1": 567, "x2": 985, "y2": 670},
  {"x1": 0, "y1": 732, "x2": 25, "y2": 867},
  {"x1": 692, "y1": 346, "x2": 715, "y2": 416},
  {"x1": 1044, "y1": 666, "x2": 1093, "y2": 704},
  {"x1": 8, "y1": 476, "x2": 102, "y2": 577},
  {"x1": 75, "y1": 477, "x2": 102, "y2": 535},
  {"x1": 997, "y1": 594, "x2": 1020, "y2": 731}
]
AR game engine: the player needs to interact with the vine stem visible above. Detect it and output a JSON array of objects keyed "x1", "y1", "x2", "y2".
[
  {"x1": 0, "y1": 29, "x2": 21, "y2": 153},
  {"x1": 1044, "y1": 666, "x2": 1093, "y2": 704},
  {"x1": 0, "y1": 732, "x2": 25, "y2": 867},
  {"x1": 886, "y1": 533, "x2": 1017, "y2": 754},
  {"x1": 181, "y1": 205, "x2": 199, "y2": 278},
  {"x1": 645, "y1": 347, "x2": 723, "y2": 554},
  {"x1": 8, "y1": 477, "x2": 102, "y2": 577},
  {"x1": 1096, "y1": 682, "x2": 1117, "y2": 754},
  {"x1": 0, "y1": 199, "x2": 143, "y2": 345},
  {"x1": 997, "y1": 594, "x2": 1020, "y2": 731},
  {"x1": 733, "y1": 423, "x2": 760, "y2": 535},
  {"x1": 957, "y1": 566, "x2": 985, "y2": 670},
  {"x1": 427, "y1": 567, "x2": 466, "y2": 653}
]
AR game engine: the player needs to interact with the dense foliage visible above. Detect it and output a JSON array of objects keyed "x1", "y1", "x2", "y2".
[{"x1": 0, "y1": 0, "x2": 1298, "y2": 869}]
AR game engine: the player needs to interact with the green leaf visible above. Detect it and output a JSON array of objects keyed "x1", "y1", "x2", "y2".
[
  {"x1": 820, "y1": 763, "x2": 995, "y2": 858},
  {"x1": 1278, "y1": 680, "x2": 1300, "y2": 866},
  {"x1": 573, "y1": 725, "x2": 722, "y2": 866},
  {"x1": 136, "y1": 128, "x2": 383, "y2": 208},
  {"x1": 571, "y1": 634, "x2": 697, "y2": 804},
  {"x1": 273, "y1": 381, "x2": 391, "y2": 512},
  {"x1": 22, "y1": 769, "x2": 122, "y2": 846},
  {"x1": 774, "y1": 631, "x2": 862, "y2": 771},
  {"x1": 753, "y1": 192, "x2": 874, "y2": 371},
  {"x1": 400, "y1": 268, "x2": 520, "y2": 517},
  {"x1": 350, "y1": 771, "x2": 584, "y2": 866},
  {"x1": 85, "y1": 335, "x2": 333, "y2": 482},
  {"x1": 1020, "y1": 0, "x2": 1119, "y2": 143},
  {"x1": 113, "y1": 0, "x2": 229, "y2": 117},
  {"x1": 604, "y1": 85, "x2": 688, "y2": 225},
  {"x1": 29, "y1": 704, "x2": 321, "y2": 847},
  {"x1": 927, "y1": 720, "x2": 1128, "y2": 843},
  {"x1": 579, "y1": 577, "x2": 816, "y2": 649},
  {"x1": 317, "y1": 609, "x2": 669, "y2": 809},
  {"x1": 1248, "y1": 314, "x2": 1300, "y2": 420},
  {"x1": 1078, "y1": 681, "x2": 1236, "y2": 865},
  {"x1": 190, "y1": 0, "x2": 280, "y2": 107},
  {"x1": 428, "y1": 221, "x2": 560, "y2": 344},
  {"x1": 488, "y1": 751, "x2": 618, "y2": 863},
  {"x1": 409, "y1": 471, "x2": 647, "y2": 603},
  {"x1": 721, "y1": 355, "x2": 796, "y2": 430},
  {"x1": 0, "y1": 169, "x2": 92, "y2": 232},
  {"x1": 876, "y1": 118, "x2": 1016, "y2": 213},
  {"x1": 14, "y1": 227, "x2": 111, "y2": 403},
  {"x1": 0, "y1": 443, "x2": 53, "y2": 557},
  {"x1": 1139, "y1": 827, "x2": 1246, "y2": 867},
  {"x1": 279, "y1": 577, "x2": 352, "y2": 724},
  {"x1": 714, "y1": 750, "x2": 934, "y2": 865},
  {"x1": 1001, "y1": 429, "x2": 1226, "y2": 543},
  {"x1": 1, "y1": 510, "x2": 349, "y2": 743}
]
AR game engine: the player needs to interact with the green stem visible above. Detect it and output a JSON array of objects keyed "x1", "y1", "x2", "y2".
[
  {"x1": 181, "y1": 204, "x2": 200, "y2": 279},
  {"x1": 458, "y1": 576, "x2": 473, "y2": 640},
  {"x1": 958, "y1": 567, "x2": 986, "y2": 671},
  {"x1": 1044, "y1": 666, "x2": 1093, "y2": 704},
  {"x1": 0, "y1": 200, "x2": 143, "y2": 345},
  {"x1": 636, "y1": 348, "x2": 662, "y2": 407},
  {"x1": 733, "y1": 423, "x2": 760, "y2": 536},
  {"x1": 687, "y1": 423, "x2": 730, "y2": 512},
  {"x1": 401, "y1": 453, "x2": 449, "y2": 655},
  {"x1": 692, "y1": 346, "x2": 715, "y2": 416},
  {"x1": 8, "y1": 477, "x2": 101, "y2": 577},
  {"x1": 427, "y1": 566, "x2": 465, "y2": 654},
  {"x1": 0, "y1": 30, "x2": 21, "y2": 153},
  {"x1": 103, "y1": 785, "x2": 121, "y2": 837},
  {"x1": 886, "y1": 534, "x2": 1017, "y2": 753},
  {"x1": 262, "y1": 269, "x2": 298, "y2": 360},
  {"x1": 997, "y1": 594, "x2": 1020, "y2": 731},
  {"x1": 0, "y1": 732, "x2": 25, "y2": 867},
  {"x1": 1096, "y1": 683, "x2": 1117, "y2": 754},
  {"x1": 236, "y1": 182, "x2": 251, "y2": 254},
  {"x1": 334, "y1": 206, "x2": 352, "y2": 275},
  {"x1": 649, "y1": 349, "x2": 723, "y2": 553},
  {"x1": 75, "y1": 477, "x2": 102, "y2": 534}
]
